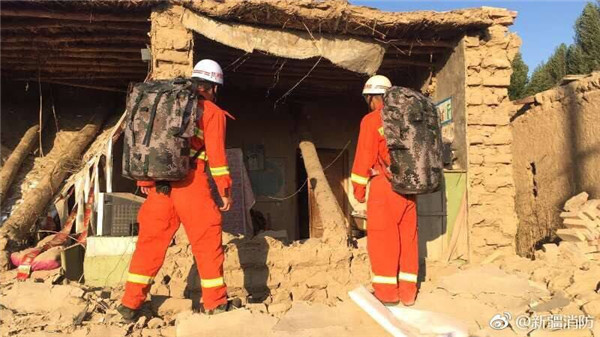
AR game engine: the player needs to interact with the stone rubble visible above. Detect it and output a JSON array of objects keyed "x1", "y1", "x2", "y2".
[{"x1": 0, "y1": 237, "x2": 598, "y2": 337}]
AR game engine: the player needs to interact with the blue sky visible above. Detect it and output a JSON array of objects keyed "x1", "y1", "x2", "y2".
[{"x1": 350, "y1": 1, "x2": 588, "y2": 74}]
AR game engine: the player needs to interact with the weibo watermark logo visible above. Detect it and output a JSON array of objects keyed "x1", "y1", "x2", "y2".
[{"x1": 489, "y1": 312, "x2": 512, "y2": 330}]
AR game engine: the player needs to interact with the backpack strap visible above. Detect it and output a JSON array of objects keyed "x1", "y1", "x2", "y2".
[
  {"x1": 142, "y1": 90, "x2": 167, "y2": 147},
  {"x1": 176, "y1": 88, "x2": 199, "y2": 137}
]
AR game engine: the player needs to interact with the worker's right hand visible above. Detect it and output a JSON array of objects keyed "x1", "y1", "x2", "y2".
[
  {"x1": 220, "y1": 196, "x2": 232, "y2": 212},
  {"x1": 354, "y1": 187, "x2": 366, "y2": 203},
  {"x1": 140, "y1": 187, "x2": 152, "y2": 195}
]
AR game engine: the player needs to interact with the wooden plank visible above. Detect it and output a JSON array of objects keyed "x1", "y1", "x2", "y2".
[
  {"x1": 0, "y1": 52, "x2": 141, "y2": 62},
  {"x1": 0, "y1": 46, "x2": 142, "y2": 53},
  {"x1": 1, "y1": 21, "x2": 148, "y2": 31},
  {"x1": 513, "y1": 96, "x2": 535, "y2": 105},
  {"x1": 1, "y1": 35, "x2": 148, "y2": 43},
  {"x1": 37, "y1": 80, "x2": 127, "y2": 93},
  {"x1": 1, "y1": 58, "x2": 146, "y2": 68},
  {"x1": 0, "y1": 8, "x2": 148, "y2": 22}
]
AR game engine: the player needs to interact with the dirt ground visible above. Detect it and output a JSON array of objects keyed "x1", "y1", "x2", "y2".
[{"x1": 1, "y1": 239, "x2": 599, "y2": 337}]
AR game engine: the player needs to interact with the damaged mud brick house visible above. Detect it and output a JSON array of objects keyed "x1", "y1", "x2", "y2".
[{"x1": 1, "y1": 0, "x2": 544, "y2": 313}]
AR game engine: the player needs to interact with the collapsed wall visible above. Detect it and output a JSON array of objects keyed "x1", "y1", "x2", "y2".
[
  {"x1": 511, "y1": 72, "x2": 600, "y2": 256},
  {"x1": 150, "y1": 231, "x2": 371, "y2": 313},
  {"x1": 463, "y1": 16, "x2": 521, "y2": 261}
]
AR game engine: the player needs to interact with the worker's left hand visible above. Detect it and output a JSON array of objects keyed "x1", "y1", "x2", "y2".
[{"x1": 220, "y1": 196, "x2": 232, "y2": 211}]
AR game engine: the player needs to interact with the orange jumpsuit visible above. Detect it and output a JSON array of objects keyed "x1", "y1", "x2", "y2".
[
  {"x1": 121, "y1": 99, "x2": 232, "y2": 311},
  {"x1": 351, "y1": 105, "x2": 419, "y2": 305}
]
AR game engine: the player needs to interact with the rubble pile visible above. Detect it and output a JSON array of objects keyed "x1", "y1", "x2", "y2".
[
  {"x1": 150, "y1": 230, "x2": 372, "y2": 316},
  {"x1": 557, "y1": 192, "x2": 600, "y2": 254},
  {"x1": 0, "y1": 245, "x2": 599, "y2": 337}
]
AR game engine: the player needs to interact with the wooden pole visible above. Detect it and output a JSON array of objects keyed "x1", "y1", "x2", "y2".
[
  {"x1": 0, "y1": 126, "x2": 40, "y2": 205},
  {"x1": 1, "y1": 35, "x2": 148, "y2": 44},
  {"x1": 0, "y1": 114, "x2": 106, "y2": 270},
  {"x1": 1, "y1": 53, "x2": 141, "y2": 62},
  {"x1": 1, "y1": 58, "x2": 147, "y2": 68},
  {"x1": 296, "y1": 106, "x2": 348, "y2": 245},
  {"x1": 0, "y1": 8, "x2": 148, "y2": 22},
  {"x1": 2, "y1": 65, "x2": 147, "y2": 74},
  {"x1": 36, "y1": 80, "x2": 127, "y2": 93},
  {"x1": 0, "y1": 46, "x2": 142, "y2": 53},
  {"x1": 0, "y1": 21, "x2": 149, "y2": 31}
]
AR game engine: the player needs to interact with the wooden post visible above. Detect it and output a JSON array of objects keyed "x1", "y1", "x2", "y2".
[
  {"x1": 0, "y1": 125, "x2": 40, "y2": 205},
  {"x1": 0, "y1": 114, "x2": 106, "y2": 270},
  {"x1": 297, "y1": 107, "x2": 347, "y2": 245}
]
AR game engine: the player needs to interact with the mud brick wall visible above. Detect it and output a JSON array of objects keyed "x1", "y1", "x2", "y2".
[
  {"x1": 464, "y1": 23, "x2": 521, "y2": 261},
  {"x1": 151, "y1": 5, "x2": 194, "y2": 80},
  {"x1": 150, "y1": 232, "x2": 371, "y2": 314},
  {"x1": 512, "y1": 72, "x2": 600, "y2": 256}
]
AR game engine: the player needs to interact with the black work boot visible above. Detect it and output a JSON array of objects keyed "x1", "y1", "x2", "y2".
[
  {"x1": 202, "y1": 298, "x2": 242, "y2": 315},
  {"x1": 116, "y1": 304, "x2": 140, "y2": 322}
]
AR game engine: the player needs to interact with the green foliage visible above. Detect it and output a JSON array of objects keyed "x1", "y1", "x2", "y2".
[
  {"x1": 508, "y1": 53, "x2": 529, "y2": 100},
  {"x1": 573, "y1": 2, "x2": 600, "y2": 72},
  {"x1": 567, "y1": 44, "x2": 589, "y2": 74},
  {"x1": 517, "y1": 2, "x2": 600, "y2": 97},
  {"x1": 525, "y1": 63, "x2": 553, "y2": 96}
]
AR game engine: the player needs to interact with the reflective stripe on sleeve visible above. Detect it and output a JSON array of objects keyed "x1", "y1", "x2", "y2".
[
  {"x1": 372, "y1": 275, "x2": 398, "y2": 285},
  {"x1": 398, "y1": 272, "x2": 418, "y2": 283},
  {"x1": 378, "y1": 127, "x2": 384, "y2": 136},
  {"x1": 351, "y1": 173, "x2": 369, "y2": 185},
  {"x1": 210, "y1": 166, "x2": 230, "y2": 177},
  {"x1": 190, "y1": 150, "x2": 208, "y2": 161},
  {"x1": 194, "y1": 127, "x2": 204, "y2": 139},
  {"x1": 201, "y1": 277, "x2": 224, "y2": 288},
  {"x1": 127, "y1": 273, "x2": 154, "y2": 285}
]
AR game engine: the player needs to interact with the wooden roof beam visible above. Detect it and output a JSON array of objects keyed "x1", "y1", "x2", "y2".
[
  {"x1": 2, "y1": 58, "x2": 147, "y2": 68},
  {"x1": 0, "y1": 20, "x2": 148, "y2": 32},
  {"x1": 0, "y1": 46, "x2": 143, "y2": 53},
  {"x1": 1, "y1": 35, "x2": 148, "y2": 44},
  {"x1": 1, "y1": 53, "x2": 142, "y2": 62},
  {"x1": 0, "y1": 8, "x2": 148, "y2": 22}
]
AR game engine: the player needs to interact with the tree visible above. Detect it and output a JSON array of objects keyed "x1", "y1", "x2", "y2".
[
  {"x1": 524, "y1": 45, "x2": 568, "y2": 96},
  {"x1": 508, "y1": 52, "x2": 529, "y2": 100},
  {"x1": 573, "y1": 2, "x2": 600, "y2": 72},
  {"x1": 567, "y1": 44, "x2": 588, "y2": 74},
  {"x1": 546, "y1": 43, "x2": 568, "y2": 83},
  {"x1": 525, "y1": 63, "x2": 553, "y2": 96}
]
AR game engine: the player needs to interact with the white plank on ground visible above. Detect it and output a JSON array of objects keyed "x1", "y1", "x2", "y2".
[{"x1": 349, "y1": 285, "x2": 469, "y2": 337}]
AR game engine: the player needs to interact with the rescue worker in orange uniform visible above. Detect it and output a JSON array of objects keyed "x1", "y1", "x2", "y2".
[
  {"x1": 351, "y1": 75, "x2": 419, "y2": 306},
  {"x1": 118, "y1": 59, "x2": 234, "y2": 320}
]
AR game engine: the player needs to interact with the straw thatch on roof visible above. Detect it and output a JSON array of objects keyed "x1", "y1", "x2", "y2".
[
  {"x1": 177, "y1": 0, "x2": 516, "y2": 40},
  {"x1": 0, "y1": 0, "x2": 516, "y2": 91}
]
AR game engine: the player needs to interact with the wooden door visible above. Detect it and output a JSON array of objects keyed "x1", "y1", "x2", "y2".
[{"x1": 308, "y1": 149, "x2": 348, "y2": 238}]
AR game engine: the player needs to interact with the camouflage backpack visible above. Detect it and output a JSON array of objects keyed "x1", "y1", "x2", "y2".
[
  {"x1": 381, "y1": 87, "x2": 443, "y2": 194},
  {"x1": 122, "y1": 78, "x2": 201, "y2": 182}
]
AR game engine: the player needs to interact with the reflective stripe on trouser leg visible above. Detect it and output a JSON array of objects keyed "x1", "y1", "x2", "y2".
[
  {"x1": 367, "y1": 178, "x2": 401, "y2": 303},
  {"x1": 398, "y1": 195, "x2": 418, "y2": 302},
  {"x1": 201, "y1": 277, "x2": 224, "y2": 288},
  {"x1": 171, "y1": 168, "x2": 227, "y2": 311},
  {"x1": 398, "y1": 272, "x2": 418, "y2": 283},
  {"x1": 122, "y1": 190, "x2": 181, "y2": 310},
  {"x1": 372, "y1": 275, "x2": 398, "y2": 285}
]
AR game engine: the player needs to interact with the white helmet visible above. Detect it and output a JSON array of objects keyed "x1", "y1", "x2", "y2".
[
  {"x1": 192, "y1": 59, "x2": 224, "y2": 85},
  {"x1": 362, "y1": 75, "x2": 392, "y2": 95}
]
